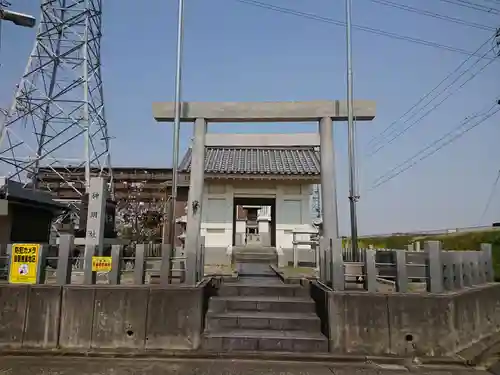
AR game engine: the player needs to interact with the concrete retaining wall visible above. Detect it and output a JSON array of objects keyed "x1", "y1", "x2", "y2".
[
  {"x1": 311, "y1": 282, "x2": 500, "y2": 356},
  {"x1": 0, "y1": 283, "x2": 208, "y2": 351}
]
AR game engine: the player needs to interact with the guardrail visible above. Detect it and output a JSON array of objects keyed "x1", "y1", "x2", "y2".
[
  {"x1": 0, "y1": 234, "x2": 206, "y2": 285},
  {"x1": 318, "y1": 239, "x2": 495, "y2": 293}
]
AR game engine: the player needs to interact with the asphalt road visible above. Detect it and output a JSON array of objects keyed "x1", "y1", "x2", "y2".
[{"x1": 0, "y1": 357, "x2": 492, "y2": 375}]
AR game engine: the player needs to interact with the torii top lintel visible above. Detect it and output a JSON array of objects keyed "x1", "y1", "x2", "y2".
[{"x1": 152, "y1": 100, "x2": 376, "y2": 123}]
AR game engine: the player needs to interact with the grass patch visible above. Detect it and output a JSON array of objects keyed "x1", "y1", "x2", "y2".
[{"x1": 204, "y1": 264, "x2": 236, "y2": 276}]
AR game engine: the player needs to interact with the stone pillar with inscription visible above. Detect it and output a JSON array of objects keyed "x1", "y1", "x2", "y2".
[{"x1": 83, "y1": 177, "x2": 108, "y2": 284}]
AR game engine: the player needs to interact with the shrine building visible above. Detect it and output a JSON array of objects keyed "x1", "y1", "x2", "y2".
[{"x1": 178, "y1": 133, "x2": 320, "y2": 266}]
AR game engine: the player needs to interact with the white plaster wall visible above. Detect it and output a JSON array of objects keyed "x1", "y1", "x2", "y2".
[
  {"x1": 275, "y1": 184, "x2": 312, "y2": 250},
  {"x1": 201, "y1": 183, "x2": 234, "y2": 264},
  {"x1": 201, "y1": 182, "x2": 314, "y2": 255}
]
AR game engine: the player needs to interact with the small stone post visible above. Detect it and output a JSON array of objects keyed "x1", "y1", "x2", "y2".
[
  {"x1": 108, "y1": 244, "x2": 122, "y2": 285},
  {"x1": 394, "y1": 250, "x2": 408, "y2": 293},
  {"x1": 134, "y1": 244, "x2": 146, "y2": 285},
  {"x1": 364, "y1": 249, "x2": 377, "y2": 292},
  {"x1": 480, "y1": 243, "x2": 494, "y2": 282},
  {"x1": 425, "y1": 240, "x2": 444, "y2": 293},
  {"x1": 331, "y1": 238, "x2": 345, "y2": 291},
  {"x1": 56, "y1": 234, "x2": 74, "y2": 285}
]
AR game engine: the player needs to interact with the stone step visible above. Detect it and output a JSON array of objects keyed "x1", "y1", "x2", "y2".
[
  {"x1": 234, "y1": 258, "x2": 277, "y2": 265},
  {"x1": 235, "y1": 258, "x2": 278, "y2": 268},
  {"x1": 208, "y1": 296, "x2": 316, "y2": 314},
  {"x1": 233, "y1": 252, "x2": 277, "y2": 258},
  {"x1": 236, "y1": 263, "x2": 277, "y2": 276},
  {"x1": 233, "y1": 246, "x2": 277, "y2": 254},
  {"x1": 206, "y1": 311, "x2": 321, "y2": 331},
  {"x1": 234, "y1": 253, "x2": 277, "y2": 260},
  {"x1": 219, "y1": 283, "x2": 309, "y2": 298},
  {"x1": 202, "y1": 329, "x2": 328, "y2": 352}
]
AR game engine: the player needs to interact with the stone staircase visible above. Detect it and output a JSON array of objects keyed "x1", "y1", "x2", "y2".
[
  {"x1": 202, "y1": 278, "x2": 328, "y2": 353},
  {"x1": 232, "y1": 245, "x2": 278, "y2": 264}
]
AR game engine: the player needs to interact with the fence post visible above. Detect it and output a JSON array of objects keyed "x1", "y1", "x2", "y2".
[
  {"x1": 364, "y1": 249, "x2": 377, "y2": 292},
  {"x1": 160, "y1": 244, "x2": 171, "y2": 285},
  {"x1": 196, "y1": 236, "x2": 205, "y2": 283},
  {"x1": 467, "y1": 251, "x2": 481, "y2": 285},
  {"x1": 319, "y1": 237, "x2": 328, "y2": 284},
  {"x1": 108, "y1": 245, "x2": 122, "y2": 285},
  {"x1": 314, "y1": 239, "x2": 320, "y2": 271},
  {"x1": 201, "y1": 236, "x2": 206, "y2": 278},
  {"x1": 462, "y1": 252, "x2": 473, "y2": 287},
  {"x1": 83, "y1": 245, "x2": 96, "y2": 285},
  {"x1": 292, "y1": 232, "x2": 298, "y2": 268},
  {"x1": 0, "y1": 244, "x2": 7, "y2": 279},
  {"x1": 441, "y1": 251, "x2": 455, "y2": 291},
  {"x1": 425, "y1": 240, "x2": 444, "y2": 293},
  {"x1": 480, "y1": 243, "x2": 494, "y2": 282},
  {"x1": 475, "y1": 250, "x2": 486, "y2": 284},
  {"x1": 56, "y1": 234, "x2": 74, "y2": 285},
  {"x1": 453, "y1": 252, "x2": 464, "y2": 289},
  {"x1": 331, "y1": 238, "x2": 345, "y2": 291},
  {"x1": 133, "y1": 244, "x2": 146, "y2": 285},
  {"x1": 36, "y1": 244, "x2": 48, "y2": 284},
  {"x1": 395, "y1": 250, "x2": 408, "y2": 293},
  {"x1": 5, "y1": 244, "x2": 11, "y2": 280},
  {"x1": 470, "y1": 251, "x2": 481, "y2": 285}
]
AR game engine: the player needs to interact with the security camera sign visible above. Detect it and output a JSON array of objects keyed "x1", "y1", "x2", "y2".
[
  {"x1": 9, "y1": 244, "x2": 40, "y2": 284},
  {"x1": 92, "y1": 256, "x2": 112, "y2": 272}
]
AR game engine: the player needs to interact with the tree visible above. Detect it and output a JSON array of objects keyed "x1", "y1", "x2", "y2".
[{"x1": 115, "y1": 181, "x2": 165, "y2": 243}]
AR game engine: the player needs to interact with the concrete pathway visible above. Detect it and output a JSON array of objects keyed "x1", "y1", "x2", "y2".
[{"x1": 0, "y1": 356, "x2": 490, "y2": 375}]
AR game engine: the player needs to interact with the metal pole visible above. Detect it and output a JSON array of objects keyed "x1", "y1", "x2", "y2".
[
  {"x1": 346, "y1": 0, "x2": 359, "y2": 260},
  {"x1": 165, "y1": 0, "x2": 184, "y2": 279},
  {"x1": 83, "y1": 0, "x2": 90, "y2": 193}
]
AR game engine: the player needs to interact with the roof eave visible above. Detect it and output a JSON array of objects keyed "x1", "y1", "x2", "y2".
[{"x1": 205, "y1": 173, "x2": 321, "y2": 182}]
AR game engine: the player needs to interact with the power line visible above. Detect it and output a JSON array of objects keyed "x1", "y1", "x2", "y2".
[
  {"x1": 368, "y1": 0, "x2": 496, "y2": 32},
  {"x1": 367, "y1": 44, "x2": 497, "y2": 157},
  {"x1": 233, "y1": 0, "x2": 495, "y2": 58},
  {"x1": 370, "y1": 100, "x2": 500, "y2": 190},
  {"x1": 372, "y1": 104, "x2": 500, "y2": 190},
  {"x1": 366, "y1": 35, "x2": 495, "y2": 151},
  {"x1": 439, "y1": 0, "x2": 500, "y2": 14},
  {"x1": 478, "y1": 169, "x2": 500, "y2": 225}
]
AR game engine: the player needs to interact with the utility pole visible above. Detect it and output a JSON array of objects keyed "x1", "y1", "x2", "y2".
[
  {"x1": 346, "y1": 0, "x2": 360, "y2": 259},
  {"x1": 162, "y1": 0, "x2": 184, "y2": 281}
]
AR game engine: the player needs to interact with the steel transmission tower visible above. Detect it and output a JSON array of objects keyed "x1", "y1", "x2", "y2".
[{"x1": 0, "y1": 0, "x2": 112, "y2": 194}]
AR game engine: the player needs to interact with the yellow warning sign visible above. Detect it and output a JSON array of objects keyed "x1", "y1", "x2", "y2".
[
  {"x1": 92, "y1": 256, "x2": 112, "y2": 272},
  {"x1": 9, "y1": 244, "x2": 40, "y2": 284}
]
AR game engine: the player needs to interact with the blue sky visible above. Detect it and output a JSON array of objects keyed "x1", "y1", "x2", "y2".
[{"x1": 0, "y1": 0, "x2": 499, "y2": 235}]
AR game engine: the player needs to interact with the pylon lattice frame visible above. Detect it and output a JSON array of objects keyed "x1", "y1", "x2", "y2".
[{"x1": 0, "y1": 0, "x2": 112, "y2": 195}]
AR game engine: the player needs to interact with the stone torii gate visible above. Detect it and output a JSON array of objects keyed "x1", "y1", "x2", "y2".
[{"x1": 152, "y1": 100, "x2": 376, "y2": 284}]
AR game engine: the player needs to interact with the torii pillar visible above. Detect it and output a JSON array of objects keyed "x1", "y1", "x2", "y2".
[{"x1": 153, "y1": 100, "x2": 376, "y2": 285}]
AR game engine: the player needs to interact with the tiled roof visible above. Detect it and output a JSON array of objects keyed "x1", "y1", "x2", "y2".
[{"x1": 179, "y1": 147, "x2": 320, "y2": 175}]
